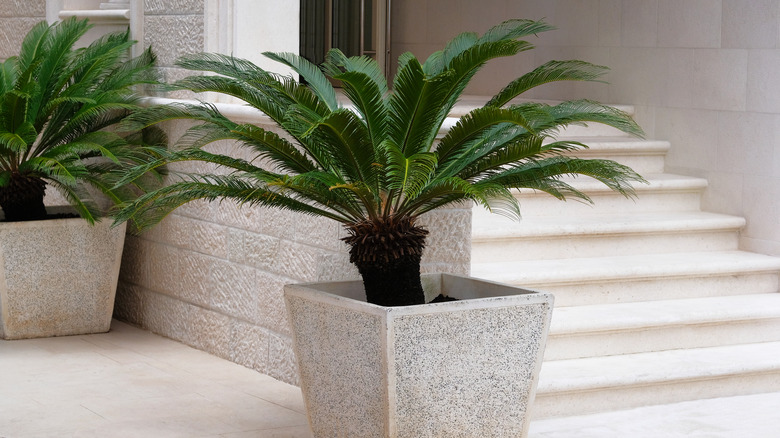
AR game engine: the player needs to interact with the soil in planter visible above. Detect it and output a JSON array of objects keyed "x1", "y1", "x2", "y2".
[
  {"x1": 428, "y1": 294, "x2": 459, "y2": 303},
  {"x1": 0, "y1": 211, "x2": 79, "y2": 222}
]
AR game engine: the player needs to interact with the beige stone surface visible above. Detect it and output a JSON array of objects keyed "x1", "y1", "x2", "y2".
[
  {"x1": 0, "y1": 217, "x2": 126, "y2": 339},
  {"x1": 284, "y1": 274, "x2": 554, "y2": 437}
]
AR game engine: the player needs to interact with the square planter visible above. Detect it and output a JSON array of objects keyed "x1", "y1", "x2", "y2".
[
  {"x1": 0, "y1": 210, "x2": 126, "y2": 339},
  {"x1": 284, "y1": 273, "x2": 554, "y2": 438}
]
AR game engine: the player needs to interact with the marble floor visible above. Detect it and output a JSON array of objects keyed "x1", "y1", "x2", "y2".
[{"x1": 1, "y1": 320, "x2": 778, "y2": 437}]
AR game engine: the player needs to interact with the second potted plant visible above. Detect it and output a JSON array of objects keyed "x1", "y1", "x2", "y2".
[{"x1": 0, "y1": 18, "x2": 164, "y2": 340}]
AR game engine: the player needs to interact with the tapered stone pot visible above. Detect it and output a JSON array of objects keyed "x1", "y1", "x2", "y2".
[
  {"x1": 0, "y1": 209, "x2": 126, "y2": 339},
  {"x1": 284, "y1": 273, "x2": 554, "y2": 438}
]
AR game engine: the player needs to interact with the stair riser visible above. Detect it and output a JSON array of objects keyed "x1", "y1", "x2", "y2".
[
  {"x1": 483, "y1": 190, "x2": 704, "y2": 217},
  {"x1": 569, "y1": 153, "x2": 666, "y2": 175},
  {"x1": 545, "y1": 319, "x2": 780, "y2": 361},
  {"x1": 558, "y1": 124, "x2": 631, "y2": 138},
  {"x1": 500, "y1": 272, "x2": 780, "y2": 306},
  {"x1": 473, "y1": 231, "x2": 739, "y2": 262},
  {"x1": 532, "y1": 372, "x2": 780, "y2": 419}
]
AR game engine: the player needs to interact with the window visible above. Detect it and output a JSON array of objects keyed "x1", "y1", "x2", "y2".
[{"x1": 300, "y1": 0, "x2": 389, "y2": 77}]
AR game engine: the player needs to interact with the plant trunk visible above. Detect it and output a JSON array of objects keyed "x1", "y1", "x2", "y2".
[
  {"x1": 0, "y1": 173, "x2": 47, "y2": 222},
  {"x1": 343, "y1": 216, "x2": 429, "y2": 307}
]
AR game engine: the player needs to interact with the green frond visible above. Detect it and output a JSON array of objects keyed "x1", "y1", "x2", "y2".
[
  {"x1": 488, "y1": 60, "x2": 609, "y2": 108},
  {"x1": 536, "y1": 100, "x2": 645, "y2": 138},
  {"x1": 479, "y1": 18, "x2": 556, "y2": 43},
  {"x1": 230, "y1": 123, "x2": 318, "y2": 174},
  {"x1": 396, "y1": 176, "x2": 477, "y2": 216},
  {"x1": 263, "y1": 51, "x2": 338, "y2": 111},
  {"x1": 302, "y1": 108, "x2": 375, "y2": 185},
  {"x1": 115, "y1": 175, "x2": 349, "y2": 230},
  {"x1": 45, "y1": 178, "x2": 101, "y2": 224},
  {"x1": 121, "y1": 102, "x2": 229, "y2": 131},
  {"x1": 388, "y1": 56, "x2": 454, "y2": 155},
  {"x1": 176, "y1": 52, "x2": 272, "y2": 81},
  {"x1": 385, "y1": 142, "x2": 437, "y2": 200},
  {"x1": 0, "y1": 58, "x2": 18, "y2": 96},
  {"x1": 423, "y1": 31, "x2": 478, "y2": 75},
  {"x1": 436, "y1": 106, "x2": 536, "y2": 177},
  {"x1": 16, "y1": 20, "x2": 51, "y2": 73},
  {"x1": 174, "y1": 75, "x2": 287, "y2": 123},
  {"x1": 483, "y1": 156, "x2": 646, "y2": 200},
  {"x1": 324, "y1": 49, "x2": 389, "y2": 149}
]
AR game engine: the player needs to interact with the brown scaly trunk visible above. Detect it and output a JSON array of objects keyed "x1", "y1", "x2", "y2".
[
  {"x1": 342, "y1": 215, "x2": 429, "y2": 307},
  {"x1": 0, "y1": 172, "x2": 47, "y2": 222}
]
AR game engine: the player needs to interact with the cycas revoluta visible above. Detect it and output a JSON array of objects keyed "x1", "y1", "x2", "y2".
[
  {"x1": 0, "y1": 17, "x2": 165, "y2": 223},
  {"x1": 116, "y1": 19, "x2": 646, "y2": 306}
]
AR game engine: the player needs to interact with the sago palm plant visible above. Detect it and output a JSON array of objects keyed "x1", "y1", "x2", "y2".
[
  {"x1": 0, "y1": 17, "x2": 164, "y2": 223},
  {"x1": 116, "y1": 19, "x2": 645, "y2": 306}
]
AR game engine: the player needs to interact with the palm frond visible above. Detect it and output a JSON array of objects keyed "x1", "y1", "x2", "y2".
[
  {"x1": 479, "y1": 18, "x2": 556, "y2": 43},
  {"x1": 388, "y1": 55, "x2": 454, "y2": 155},
  {"x1": 115, "y1": 174, "x2": 349, "y2": 230},
  {"x1": 263, "y1": 51, "x2": 338, "y2": 111},
  {"x1": 385, "y1": 142, "x2": 437, "y2": 201},
  {"x1": 534, "y1": 100, "x2": 645, "y2": 138},
  {"x1": 302, "y1": 108, "x2": 375, "y2": 186},
  {"x1": 0, "y1": 58, "x2": 18, "y2": 96},
  {"x1": 482, "y1": 156, "x2": 646, "y2": 200},
  {"x1": 488, "y1": 60, "x2": 609, "y2": 108},
  {"x1": 436, "y1": 106, "x2": 536, "y2": 177},
  {"x1": 324, "y1": 49, "x2": 389, "y2": 149},
  {"x1": 16, "y1": 20, "x2": 51, "y2": 73},
  {"x1": 176, "y1": 52, "x2": 271, "y2": 81}
]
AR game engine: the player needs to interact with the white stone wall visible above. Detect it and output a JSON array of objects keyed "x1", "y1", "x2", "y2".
[
  {"x1": 392, "y1": 0, "x2": 780, "y2": 257},
  {"x1": 0, "y1": 0, "x2": 46, "y2": 60},
  {"x1": 143, "y1": 0, "x2": 205, "y2": 98}
]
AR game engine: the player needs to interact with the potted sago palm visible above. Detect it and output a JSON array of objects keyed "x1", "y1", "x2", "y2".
[
  {"x1": 115, "y1": 19, "x2": 645, "y2": 438},
  {"x1": 0, "y1": 17, "x2": 164, "y2": 340}
]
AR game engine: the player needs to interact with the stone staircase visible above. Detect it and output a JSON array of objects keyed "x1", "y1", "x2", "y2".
[{"x1": 468, "y1": 105, "x2": 780, "y2": 419}]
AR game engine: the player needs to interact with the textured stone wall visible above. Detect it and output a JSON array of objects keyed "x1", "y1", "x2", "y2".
[
  {"x1": 115, "y1": 118, "x2": 472, "y2": 385},
  {"x1": 143, "y1": 0, "x2": 204, "y2": 98},
  {"x1": 0, "y1": 0, "x2": 46, "y2": 60}
]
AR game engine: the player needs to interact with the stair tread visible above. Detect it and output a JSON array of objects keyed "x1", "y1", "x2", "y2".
[
  {"x1": 473, "y1": 210, "x2": 745, "y2": 239},
  {"x1": 562, "y1": 137, "x2": 670, "y2": 151},
  {"x1": 538, "y1": 341, "x2": 780, "y2": 394},
  {"x1": 448, "y1": 96, "x2": 635, "y2": 117},
  {"x1": 510, "y1": 173, "x2": 708, "y2": 196},
  {"x1": 471, "y1": 250, "x2": 780, "y2": 284},
  {"x1": 550, "y1": 293, "x2": 780, "y2": 334}
]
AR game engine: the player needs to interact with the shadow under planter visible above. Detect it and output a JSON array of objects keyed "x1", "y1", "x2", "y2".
[
  {"x1": 284, "y1": 273, "x2": 554, "y2": 438},
  {"x1": 0, "y1": 209, "x2": 126, "y2": 340}
]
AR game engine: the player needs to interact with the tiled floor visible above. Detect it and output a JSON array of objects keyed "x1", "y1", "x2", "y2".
[{"x1": 2, "y1": 320, "x2": 779, "y2": 437}]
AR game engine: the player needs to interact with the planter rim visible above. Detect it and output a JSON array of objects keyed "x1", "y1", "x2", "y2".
[
  {"x1": 0, "y1": 206, "x2": 115, "y2": 229},
  {"x1": 285, "y1": 272, "x2": 554, "y2": 317}
]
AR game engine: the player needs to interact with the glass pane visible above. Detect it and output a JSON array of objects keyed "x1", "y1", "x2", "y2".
[{"x1": 331, "y1": 0, "x2": 361, "y2": 57}]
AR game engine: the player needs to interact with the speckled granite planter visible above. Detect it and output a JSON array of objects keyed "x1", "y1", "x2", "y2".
[
  {"x1": 0, "y1": 211, "x2": 126, "y2": 339},
  {"x1": 284, "y1": 273, "x2": 554, "y2": 438}
]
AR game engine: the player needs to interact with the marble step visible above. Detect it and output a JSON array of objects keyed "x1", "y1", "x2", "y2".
[
  {"x1": 559, "y1": 137, "x2": 670, "y2": 175},
  {"x1": 545, "y1": 293, "x2": 780, "y2": 360},
  {"x1": 473, "y1": 173, "x2": 709, "y2": 218},
  {"x1": 533, "y1": 341, "x2": 780, "y2": 419},
  {"x1": 472, "y1": 211, "x2": 744, "y2": 262},
  {"x1": 471, "y1": 251, "x2": 780, "y2": 306}
]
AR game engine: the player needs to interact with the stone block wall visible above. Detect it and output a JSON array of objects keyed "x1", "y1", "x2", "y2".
[
  {"x1": 0, "y1": 0, "x2": 46, "y2": 60},
  {"x1": 143, "y1": 0, "x2": 204, "y2": 98},
  {"x1": 115, "y1": 118, "x2": 472, "y2": 385}
]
